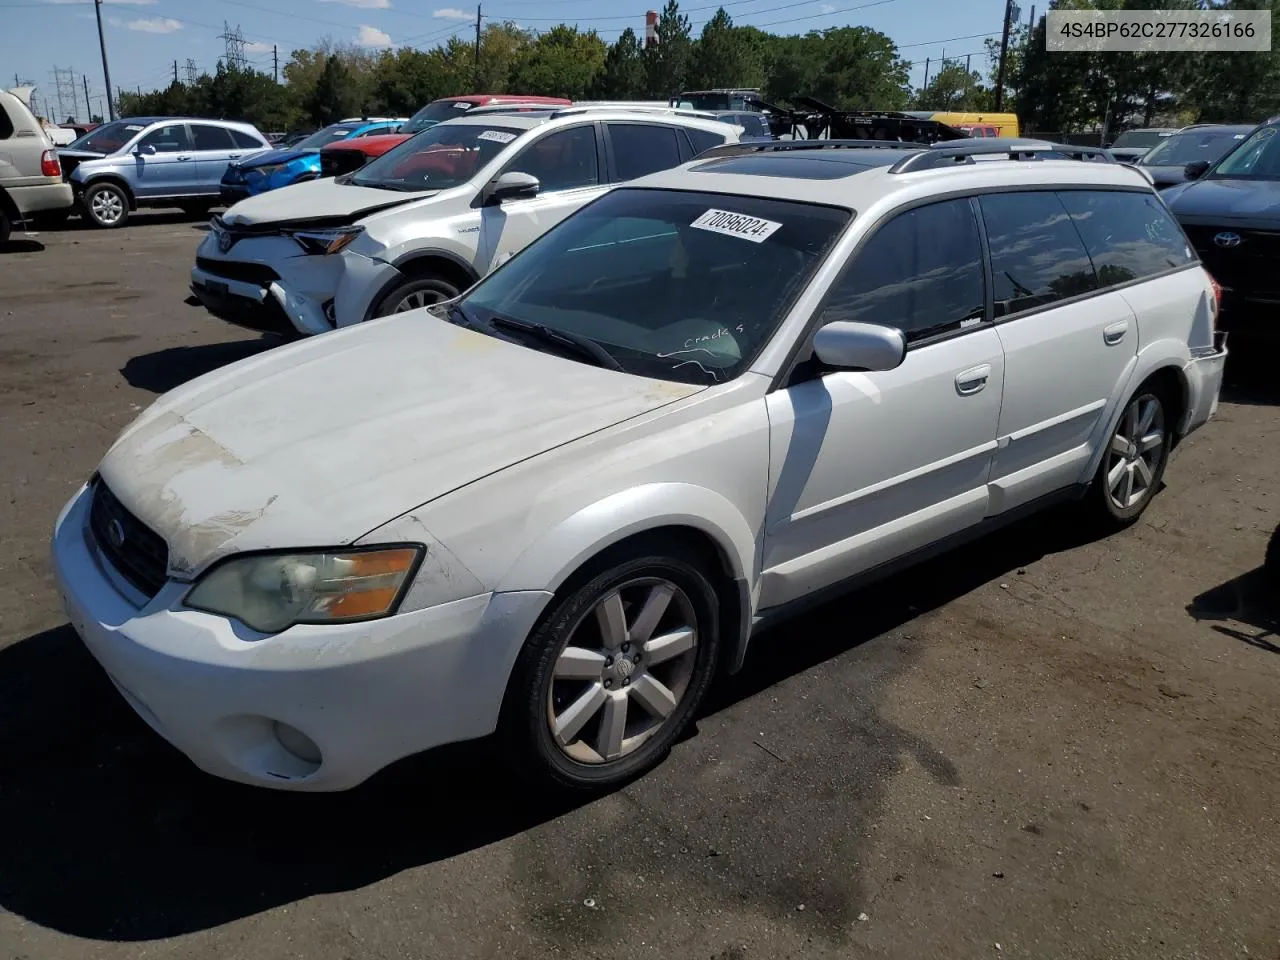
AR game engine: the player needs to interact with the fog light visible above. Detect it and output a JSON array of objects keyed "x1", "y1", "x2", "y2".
[{"x1": 272, "y1": 720, "x2": 322, "y2": 765}]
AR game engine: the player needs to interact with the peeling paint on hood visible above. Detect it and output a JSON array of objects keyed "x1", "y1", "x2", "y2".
[{"x1": 98, "y1": 314, "x2": 705, "y2": 578}]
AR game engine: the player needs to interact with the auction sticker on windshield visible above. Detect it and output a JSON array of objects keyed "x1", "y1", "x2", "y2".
[
  {"x1": 691, "y1": 209, "x2": 782, "y2": 243},
  {"x1": 477, "y1": 130, "x2": 517, "y2": 144}
]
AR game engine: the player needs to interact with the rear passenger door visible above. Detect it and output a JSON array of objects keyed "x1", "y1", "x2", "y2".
[
  {"x1": 981, "y1": 190, "x2": 1137, "y2": 512},
  {"x1": 189, "y1": 123, "x2": 238, "y2": 195},
  {"x1": 759, "y1": 198, "x2": 1005, "y2": 609}
]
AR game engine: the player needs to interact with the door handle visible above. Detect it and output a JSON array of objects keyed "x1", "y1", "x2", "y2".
[
  {"x1": 228, "y1": 153, "x2": 240, "y2": 159},
  {"x1": 177, "y1": 155, "x2": 192, "y2": 161},
  {"x1": 955, "y1": 364, "x2": 991, "y2": 396},
  {"x1": 1103, "y1": 320, "x2": 1128, "y2": 345}
]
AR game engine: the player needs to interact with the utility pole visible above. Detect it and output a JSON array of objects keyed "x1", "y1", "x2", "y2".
[
  {"x1": 93, "y1": 0, "x2": 116, "y2": 120},
  {"x1": 922, "y1": 57, "x2": 931, "y2": 91},
  {"x1": 82, "y1": 74, "x2": 92, "y2": 120},
  {"x1": 1028, "y1": 4, "x2": 1035, "y2": 31},
  {"x1": 273, "y1": 44, "x2": 279, "y2": 83},
  {"x1": 474, "y1": 4, "x2": 482, "y2": 91},
  {"x1": 994, "y1": 0, "x2": 1014, "y2": 111},
  {"x1": 173, "y1": 60, "x2": 179, "y2": 85}
]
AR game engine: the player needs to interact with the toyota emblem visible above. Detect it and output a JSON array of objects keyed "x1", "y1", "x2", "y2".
[
  {"x1": 106, "y1": 517, "x2": 126, "y2": 549},
  {"x1": 1214, "y1": 231, "x2": 1242, "y2": 248},
  {"x1": 217, "y1": 228, "x2": 233, "y2": 253}
]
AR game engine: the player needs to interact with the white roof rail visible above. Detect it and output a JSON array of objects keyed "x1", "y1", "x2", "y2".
[{"x1": 552, "y1": 104, "x2": 728, "y2": 121}]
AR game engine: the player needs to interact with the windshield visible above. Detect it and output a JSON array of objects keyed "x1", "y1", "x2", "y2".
[
  {"x1": 350, "y1": 122, "x2": 522, "y2": 191},
  {"x1": 681, "y1": 93, "x2": 740, "y2": 111},
  {"x1": 1112, "y1": 131, "x2": 1168, "y2": 149},
  {"x1": 1211, "y1": 125, "x2": 1280, "y2": 179},
  {"x1": 294, "y1": 124, "x2": 360, "y2": 150},
  {"x1": 1141, "y1": 129, "x2": 1248, "y2": 166},
  {"x1": 401, "y1": 100, "x2": 475, "y2": 135},
  {"x1": 458, "y1": 188, "x2": 849, "y2": 384},
  {"x1": 67, "y1": 119, "x2": 146, "y2": 153}
]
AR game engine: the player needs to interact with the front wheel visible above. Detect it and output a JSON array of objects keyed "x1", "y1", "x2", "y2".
[
  {"x1": 372, "y1": 274, "x2": 460, "y2": 318},
  {"x1": 500, "y1": 545, "x2": 722, "y2": 792},
  {"x1": 83, "y1": 182, "x2": 129, "y2": 228},
  {"x1": 1087, "y1": 389, "x2": 1171, "y2": 527}
]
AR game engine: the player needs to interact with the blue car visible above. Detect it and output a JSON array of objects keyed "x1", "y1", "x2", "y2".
[
  {"x1": 220, "y1": 118, "x2": 406, "y2": 204},
  {"x1": 58, "y1": 116, "x2": 271, "y2": 228}
]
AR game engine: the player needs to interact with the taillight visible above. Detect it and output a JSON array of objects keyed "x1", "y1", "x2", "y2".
[{"x1": 40, "y1": 149, "x2": 60, "y2": 177}]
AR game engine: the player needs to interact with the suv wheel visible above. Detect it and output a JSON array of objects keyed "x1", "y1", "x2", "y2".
[
  {"x1": 1089, "y1": 388, "x2": 1171, "y2": 527},
  {"x1": 84, "y1": 182, "x2": 129, "y2": 228},
  {"x1": 373, "y1": 274, "x2": 460, "y2": 317},
  {"x1": 1265, "y1": 523, "x2": 1280, "y2": 595},
  {"x1": 500, "y1": 543, "x2": 721, "y2": 792}
]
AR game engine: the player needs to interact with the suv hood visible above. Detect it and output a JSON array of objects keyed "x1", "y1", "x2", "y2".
[
  {"x1": 233, "y1": 146, "x2": 311, "y2": 169},
  {"x1": 222, "y1": 175, "x2": 432, "y2": 227},
  {"x1": 96, "y1": 315, "x2": 703, "y2": 577},
  {"x1": 1166, "y1": 176, "x2": 1280, "y2": 227}
]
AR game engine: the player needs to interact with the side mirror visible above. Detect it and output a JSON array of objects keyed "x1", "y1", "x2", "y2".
[
  {"x1": 812, "y1": 321, "x2": 906, "y2": 372},
  {"x1": 1184, "y1": 159, "x2": 1211, "y2": 180},
  {"x1": 134, "y1": 143, "x2": 156, "y2": 156},
  {"x1": 481, "y1": 171, "x2": 539, "y2": 206}
]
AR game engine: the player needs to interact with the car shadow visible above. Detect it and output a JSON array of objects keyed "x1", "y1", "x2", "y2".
[
  {"x1": 39, "y1": 208, "x2": 222, "y2": 233},
  {"x1": 1220, "y1": 340, "x2": 1279, "y2": 407},
  {"x1": 1186, "y1": 565, "x2": 1279, "y2": 655},
  {"x1": 121, "y1": 336, "x2": 285, "y2": 393},
  {"x1": 0, "y1": 237, "x2": 46, "y2": 253},
  {"x1": 0, "y1": 505, "x2": 1105, "y2": 942}
]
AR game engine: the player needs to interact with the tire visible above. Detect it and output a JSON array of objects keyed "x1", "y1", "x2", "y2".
[
  {"x1": 372, "y1": 274, "x2": 460, "y2": 318},
  {"x1": 1265, "y1": 523, "x2": 1280, "y2": 595},
  {"x1": 1087, "y1": 387, "x2": 1172, "y2": 528},
  {"x1": 83, "y1": 181, "x2": 129, "y2": 228},
  {"x1": 500, "y1": 542, "x2": 722, "y2": 792},
  {"x1": 0, "y1": 207, "x2": 10, "y2": 246}
]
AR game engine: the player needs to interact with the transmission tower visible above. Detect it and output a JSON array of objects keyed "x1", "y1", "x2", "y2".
[
  {"x1": 49, "y1": 66, "x2": 78, "y2": 122},
  {"x1": 218, "y1": 22, "x2": 248, "y2": 70},
  {"x1": 184, "y1": 58, "x2": 199, "y2": 84}
]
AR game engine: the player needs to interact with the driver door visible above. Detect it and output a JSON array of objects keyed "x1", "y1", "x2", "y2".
[
  {"x1": 476, "y1": 122, "x2": 607, "y2": 274},
  {"x1": 758, "y1": 197, "x2": 1005, "y2": 610},
  {"x1": 130, "y1": 123, "x2": 194, "y2": 198}
]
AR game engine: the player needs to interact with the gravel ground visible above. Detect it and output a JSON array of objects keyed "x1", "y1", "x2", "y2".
[{"x1": 1, "y1": 215, "x2": 1277, "y2": 960}]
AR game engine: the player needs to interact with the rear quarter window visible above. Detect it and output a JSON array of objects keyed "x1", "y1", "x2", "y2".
[
  {"x1": 1057, "y1": 190, "x2": 1196, "y2": 286},
  {"x1": 684, "y1": 126, "x2": 728, "y2": 156},
  {"x1": 0, "y1": 102, "x2": 14, "y2": 139},
  {"x1": 231, "y1": 129, "x2": 265, "y2": 149}
]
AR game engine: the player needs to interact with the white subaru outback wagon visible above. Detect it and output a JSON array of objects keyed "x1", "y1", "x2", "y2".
[
  {"x1": 190, "y1": 106, "x2": 742, "y2": 336},
  {"x1": 57, "y1": 140, "x2": 1226, "y2": 793}
]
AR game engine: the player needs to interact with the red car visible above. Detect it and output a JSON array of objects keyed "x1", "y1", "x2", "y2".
[{"x1": 319, "y1": 94, "x2": 571, "y2": 179}]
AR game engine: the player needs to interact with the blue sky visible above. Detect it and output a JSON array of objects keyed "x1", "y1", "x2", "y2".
[{"x1": 2, "y1": 0, "x2": 1012, "y2": 121}]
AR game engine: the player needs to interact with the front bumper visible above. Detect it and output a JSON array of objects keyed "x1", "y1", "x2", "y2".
[{"x1": 51, "y1": 483, "x2": 551, "y2": 791}]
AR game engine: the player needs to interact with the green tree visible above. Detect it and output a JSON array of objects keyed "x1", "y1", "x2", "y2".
[
  {"x1": 305, "y1": 55, "x2": 359, "y2": 126},
  {"x1": 511, "y1": 26, "x2": 607, "y2": 99},
  {"x1": 688, "y1": 9, "x2": 765, "y2": 90},
  {"x1": 644, "y1": 0, "x2": 693, "y2": 98},
  {"x1": 594, "y1": 27, "x2": 646, "y2": 98},
  {"x1": 476, "y1": 21, "x2": 534, "y2": 92},
  {"x1": 916, "y1": 61, "x2": 991, "y2": 111}
]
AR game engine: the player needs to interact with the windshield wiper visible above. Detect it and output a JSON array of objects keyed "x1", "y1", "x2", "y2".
[
  {"x1": 445, "y1": 301, "x2": 478, "y2": 329},
  {"x1": 487, "y1": 315, "x2": 622, "y2": 371}
]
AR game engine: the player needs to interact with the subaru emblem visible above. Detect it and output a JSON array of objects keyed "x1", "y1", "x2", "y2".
[
  {"x1": 106, "y1": 517, "x2": 126, "y2": 549},
  {"x1": 1213, "y1": 231, "x2": 1242, "y2": 248}
]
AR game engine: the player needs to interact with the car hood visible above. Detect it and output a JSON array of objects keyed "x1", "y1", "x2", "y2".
[
  {"x1": 221, "y1": 175, "x2": 431, "y2": 227},
  {"x1": 234, "y1": 147, "x2": 313, "y2": 169},
  {"x1": 56, "y1": 148, "x2": 108, "y2": 161},
  {"x1": 325, "y1": 133, "x2": 410, "y2": 155},
  {"x1": 1165, "y1": 176, "x2": 1280, "y2": 227},
  {"x1": 96, "y1": 314, "x2": 704, "y2": 577},
  {"x1": 1141, "y1": 164, "x2": 1189, "y2": 186}
]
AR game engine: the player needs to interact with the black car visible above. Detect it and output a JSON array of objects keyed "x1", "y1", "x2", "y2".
[
  {"x1": 1163, "y1": 117, "x2": 1280, "y2": 340},
  {"x1": 1137, "y1": 124, "x2": 1254, "y2": 189}
]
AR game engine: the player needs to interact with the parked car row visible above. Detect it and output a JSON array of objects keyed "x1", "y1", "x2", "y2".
[{"x1": 53, "y1": 133, "x2": 1229, "y2": 794}]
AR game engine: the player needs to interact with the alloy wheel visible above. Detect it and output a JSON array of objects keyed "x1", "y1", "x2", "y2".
[
  {"x1": 393, "y1": 289, "x2": 448, "y2": 313},
  {"x1": 90, "y1": 188, "x2": 124, "y2": 226},
  {"x1": 1105, "y1": 393, "x2": 1165, "y2": 512},
  {"x1": 547, "y1": 577, "x2": 699, "y2": 765}
]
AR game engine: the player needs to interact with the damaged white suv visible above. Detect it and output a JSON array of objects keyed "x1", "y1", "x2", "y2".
[
  {"x1": 190, "y1": 106, "x2": 741, "y2": 335},
  {"x1": 57, "y1": 140, "x2": 1225, "y2": 793}
]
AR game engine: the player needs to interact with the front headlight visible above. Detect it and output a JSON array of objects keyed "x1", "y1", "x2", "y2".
[
  {"x1": 248, "y1": 163, "x2": 287, "y2": 178},
  {"x1": 289, "y1": 226, "x2": 364, "y2": 256},
  {"x1": 184, "y1": 545, "x2": 423, "y2": 634}
]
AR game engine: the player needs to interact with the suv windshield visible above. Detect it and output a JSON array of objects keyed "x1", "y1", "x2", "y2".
[
  {"x1": 1211, "y1": 124, "x2": 1280, "y2": 178},
  {"x1": 1141, "y1": 128, "x2": 1248, "y2": 166},
  {"x1": 350, "y1": 123, "x2": 522, "y2": 191},
  {"x1": 294, "y1": 124, "x2": 360, "y2": 150},
  {"x1": 458, "y1": 188, "x2": 849, "y2": 384},
  {"x1": 400, "y1": 100, "x2": 475, "y2": 135},
  {"x1": 67, "y1": 119, "x2": 146, "y2": 153},
  {"x1": 1111, "y1": 130, "x2": 1169, "y2": 149}
]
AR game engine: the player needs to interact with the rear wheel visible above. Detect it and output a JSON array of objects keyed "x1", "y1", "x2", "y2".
[
  {"x1": 1087, "y1": 388, "x2": 1171, "y2": 528},
  {"x1": 500, "y1": 543, "x2": 721, "y2": 792},
  {"x1": 372, "y1": 274, "x2": 460, "y2": 318},
  {"x1": 84, "y1": 182, "x2": 129, "y2": 228}
]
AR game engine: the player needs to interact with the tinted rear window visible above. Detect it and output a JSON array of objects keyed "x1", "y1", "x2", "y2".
[
  {"x1": 685, "y1": 127, "x2": 727, "y2": 156},
  {"x1": 979, "y1": 191, "x2": 1098, "y2": 315},
  {"x1": 608, "y1": 123, "x2": 682, "y2": 181},
  {"x1": 231, "y1": 129, "x2": 264, "y2": 149},
  {"x1": 1057, "y1": 190, "x2": 1195, "y2": 285}
]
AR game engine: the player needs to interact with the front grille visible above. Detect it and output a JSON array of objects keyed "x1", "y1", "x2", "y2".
[
  {"x1": 88, "y1": 480, "x2": 169, "y2": 599},
  {"x1": 1182, "y1": 225, "x2": 1280, "y2": 298},
  {"x1": 320, "y1": 150, "x2": 368, "y2": 178},
  {"x1": 196, "y1": 256, "x2": 280, "y2": 285}
]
